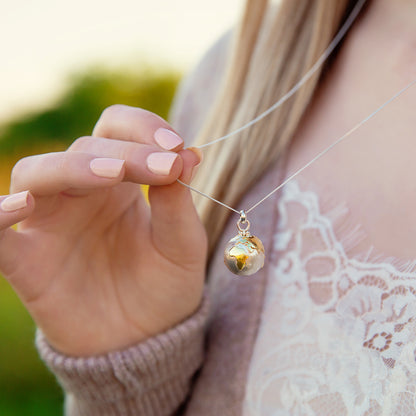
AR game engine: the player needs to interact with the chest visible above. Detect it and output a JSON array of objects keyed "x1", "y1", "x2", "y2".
[
  {"x1": 242, "y1": 179, "x2": 416, "y2": 416},
  {"x1": 284, "y1": 55, "x2": 416, "y2": 261}
]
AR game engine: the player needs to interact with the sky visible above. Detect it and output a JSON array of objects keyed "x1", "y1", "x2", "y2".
[{"x1": 0, "y1": 0, "x2": 242, "y2": 123}]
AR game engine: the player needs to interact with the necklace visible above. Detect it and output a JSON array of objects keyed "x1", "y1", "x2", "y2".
[{"x1": 177, "y1": 0, "x2": 416, "y2": 276}]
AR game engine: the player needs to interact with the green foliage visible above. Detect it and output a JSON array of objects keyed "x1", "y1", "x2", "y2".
[
  {"x1": 0, "y1": 65, "x2": 181, "y2": 157},
  {"x1": 0, "y1": 64, "x2": 181, "y2": 415},
  {"x1": 0, "y1": 277, "x2": 63, "y2": 415},
  {"x1": 0, "y1": 392, "x2": 62, "y2": 416}
]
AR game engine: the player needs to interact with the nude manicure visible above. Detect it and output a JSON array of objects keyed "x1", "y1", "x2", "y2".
[
  {"x1": 146, "y1": 153, "x2": 178, "y2": 175},
  {"x1": 1, "y1": 191, "x2": 29, "y2": 212},
  {"x1": 154, "y1": 128, "x2": 183, "y2": 150},
  {"x1": 90, "y1": 158, "x2": 125, "y2": 178}
]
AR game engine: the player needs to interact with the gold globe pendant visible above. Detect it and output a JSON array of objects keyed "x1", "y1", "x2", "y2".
[{"x1": 224, "y1": 211, "x2": 265, "y2": 276}]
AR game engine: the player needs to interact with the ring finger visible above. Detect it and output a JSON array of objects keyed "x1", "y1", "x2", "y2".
[
  {"x1": 69, "y1": 136, "x2": 183, "y2": 184},
  {"x1": 11, "y1": 143, "x2": 181, "y2": 196}
]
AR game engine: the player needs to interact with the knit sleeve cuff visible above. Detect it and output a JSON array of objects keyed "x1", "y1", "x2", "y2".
[{"x1": 36, "y1": 293, "x2": 210, "y2": 416}]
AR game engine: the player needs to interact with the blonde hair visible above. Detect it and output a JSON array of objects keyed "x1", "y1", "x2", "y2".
[{"x1": 192, "y1": 0, "x2": 360, "y2": 258}]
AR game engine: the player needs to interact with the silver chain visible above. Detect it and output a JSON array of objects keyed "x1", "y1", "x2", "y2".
[
  {"x1": 176, "y1": 0, "x2": 416, "y2": 217},
  {"x1": 196, "y1": 0, "x2": 367, "y2": 149},
  {"x1": 178, "y1": 78, "x2": 416, "y2": 216}
]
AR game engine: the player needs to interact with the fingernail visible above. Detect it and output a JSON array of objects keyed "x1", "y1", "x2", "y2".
[
  {"x1": 146, "y1": 153, "x2": 178, "y2": 175},
  {"x1": 1, "y1": 191, "x2": 29, "y2": 212},
  {"x1": 90, "y1": 158, "x2": 125, "y2": 178},
  {"x1": 154, "y1": 128, "x2": 183, "y2": 150}
]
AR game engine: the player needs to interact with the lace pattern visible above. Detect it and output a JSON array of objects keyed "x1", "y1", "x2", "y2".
[{"x1": 243, "y1": 180, "x2": 416, "y2": 416}]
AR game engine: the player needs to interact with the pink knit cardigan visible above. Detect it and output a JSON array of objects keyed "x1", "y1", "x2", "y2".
[
  {"x1": 36, "y1": 35, "x2": 281, "y2": 415},
  {"x1": 36, "y1": 161, "x2": 281, "y2": 415}
]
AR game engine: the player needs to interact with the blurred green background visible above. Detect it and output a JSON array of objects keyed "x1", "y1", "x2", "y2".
[{"x1": 0, "y1": 65, "x2": 181, "y2": 415}]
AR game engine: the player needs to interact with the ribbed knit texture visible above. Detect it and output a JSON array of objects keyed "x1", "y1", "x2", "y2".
[{"x1": 36, "y1": 294, "x2": 210, "y2": 416}]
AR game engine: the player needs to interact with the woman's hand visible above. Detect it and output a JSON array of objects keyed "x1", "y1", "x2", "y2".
[{"x1": 0, "y1": 105, "x2": 207, "y2": 356}]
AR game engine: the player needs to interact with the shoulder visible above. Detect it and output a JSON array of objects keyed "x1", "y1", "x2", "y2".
[{"x1": 169, "y1": 31, "x2": 232, "y2": 146}]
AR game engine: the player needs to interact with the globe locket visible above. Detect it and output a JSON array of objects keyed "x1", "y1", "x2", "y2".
[{"x1": 224, "y1": 211, "x2": 265, "y2": 276}]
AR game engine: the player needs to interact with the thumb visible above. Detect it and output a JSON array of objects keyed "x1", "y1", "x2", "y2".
[{"x1": 148, "y1": 148, "x2": 207, "y2": 269}]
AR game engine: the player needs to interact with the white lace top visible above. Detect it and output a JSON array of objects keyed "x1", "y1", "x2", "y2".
[{"x1": 243, "y1": 180, "x2": 416, "y2": 416}]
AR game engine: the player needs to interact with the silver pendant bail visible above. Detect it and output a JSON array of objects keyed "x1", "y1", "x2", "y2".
[{"x1": 237, "y1": 210, "x2": 251, "y2": 236}]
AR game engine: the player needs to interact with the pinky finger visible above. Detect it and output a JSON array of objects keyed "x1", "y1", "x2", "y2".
[
  {"x1": 0, "y1": 191, "x2": 34, "y2": 276},
  {"x1": 0, "y1": 191, "x2": 34, "y2": 229}
]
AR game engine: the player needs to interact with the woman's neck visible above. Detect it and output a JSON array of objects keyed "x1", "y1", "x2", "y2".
[
  {"x1": 346, "y1": 0, "x2": 416, "y2": 83},
  {"x1": 370, "y1": 0, "x2": 416, "y2": 30},
  {"x1": 363, "y1": 0, "x2": 416, "y2": 52}
]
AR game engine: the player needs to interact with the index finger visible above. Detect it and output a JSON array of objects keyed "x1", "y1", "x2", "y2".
[{"x1": 92, "y1": 105, "x2": 184, "y2": 151}]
